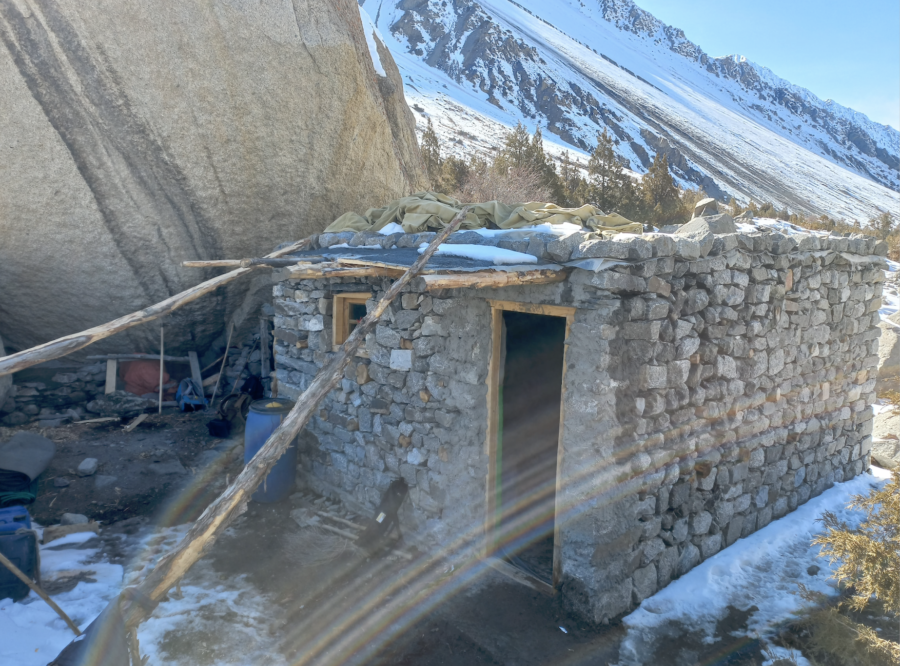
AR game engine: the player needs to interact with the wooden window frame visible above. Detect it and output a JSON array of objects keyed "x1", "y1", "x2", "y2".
[
  {"x1": 484, "y1": 299, "x2": 575, "y2": 592},
  {"x1": 332, "y1": 293, "x2": 371, "y2": 353}
]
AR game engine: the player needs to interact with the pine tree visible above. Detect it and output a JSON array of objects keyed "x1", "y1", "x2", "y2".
[
  {"x1": 641, "y1": 152, "x2": 680, "y2": 225},
  {"x1": 495, "y1": 121, "x2": 533, "y2": 171},
  {"x1": 796, "y1": 471, "x2": 900, "y2": 665},
  {"x1": 420, "y1": 117, "x2": 442, "y2": 188},
  {"x1": 871, "y1": 211, "x2": 896, "y2": 240}
]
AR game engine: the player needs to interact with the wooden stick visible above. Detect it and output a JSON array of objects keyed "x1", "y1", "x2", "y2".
[
  {"x1": 127, "y1": 630, "x2": 142, "y2": 666},
  {"x1": 228, "y1": 339, "x2": 258, "y2": 396},
  {"x1": 0, "y1": 549, "x2": 81, "y2": 636},
  {"x1": 182, "y1": 257, "x2": 323, "y2": 268},
  {"x1": 123, "y1": 413, "x2": 148, "y2": 433},
  {"x1": 317, "y1": 522, "x2": 412, "y2": 560},
  {"x1": 88, "y1": 354, "x2": 191, "y2": 362},
  {"x1": 158, "y1": 327, "x2": 164, "y2": 415},
  {"x1": 72, "y1": 417, "x2": 120, "y2": 425},
  {"x1": 110, "y1": 208, "x2": 466, "y2": 633},
  {"x1": 259, "y1": 318, "x2": 269, "y2": 378},
  {"x1": 319, "y1": 523, "x2": 360, "y2": 540},
  {"x1": 0, "y1": 237, "x2": 313, "y2": 378},
  {"x1": 209, "y1": 322, "x2": 234, "y2": 407},
  {"x1": 200, "y1": 354, "x2": 225, "y2": 373},
  {"x1": 316, "y1": 510, "x2": 365, "y2": 530},
  {"x1": 104, "y1": 359, "x2": 118, "y2": 395}
]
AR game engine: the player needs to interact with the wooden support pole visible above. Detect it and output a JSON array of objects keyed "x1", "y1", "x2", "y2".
[
  {"x1": 182, "y1": 257, "x2": 323, "y2": 269},
  {"x1": 259, "y1": 318, "x2": 270, "y2": 378},
  {"x1": 0, "y1": 549, "x2": 81, "y2": 636},
  {"x1": 158, "y1": 327, "x2": 164, "y2": 414},
  {"x1": 106, "y1": 208, "x2": 467, "y2": 635},
  {"x1": 88, "y1": 354, "x2": 191, "y2": 362},
  {"x1": 209, "y1": 322, "x2": 234, "y2": 407},
  {"x1": 0, "y1": 237, "x2": 313, "y2": 378}
]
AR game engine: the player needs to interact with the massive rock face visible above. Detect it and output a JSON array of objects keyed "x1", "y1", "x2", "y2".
[{"x1": 0, "y1": 0, "x2": 424, "y2": 355}]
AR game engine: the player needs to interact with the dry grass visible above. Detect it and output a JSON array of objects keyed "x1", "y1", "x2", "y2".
[{"x1": 456, "y1": 164, "x2": 550, "y2": 205}]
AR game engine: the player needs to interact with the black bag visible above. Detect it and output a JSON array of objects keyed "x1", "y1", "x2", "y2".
[{"x1": 356, "y1": 479, "x2": 408, "y2": 550}]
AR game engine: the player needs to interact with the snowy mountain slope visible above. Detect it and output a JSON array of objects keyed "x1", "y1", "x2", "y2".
[{"x1": 360, "y1": 0, "x2": 899, "y2": 220}]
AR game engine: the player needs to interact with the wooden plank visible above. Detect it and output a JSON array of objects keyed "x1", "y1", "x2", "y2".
[
  {"x1": 104, "y1": 359, "x2": 117, "y2": 395},
  {"x1": 123, "y1": 413, "x2": 148, "y2": 433},
  {"x1": 286, "y1": 263, "x2": 404, "y2": 279},
  {"x1": 72, "y1": 417, "x2": 119, "y2": 425},
  {"x1": 88, "y1": 354, "x2": 191, "y2": 362},
  {"x1": 486, "y1": 557, "x2": 554, "y2": 596},
  {"x1": 259, "y1": 318, "x2": 269, "y2": 377},
  {"x1": 421, "y1": 269, "x2": 565, "y2": 291},
  {"x1": 483, "y1": 306, "x2": 503, "y2": 557},
  {"x1": 188, "y1": 351, "x2": 203, "y2": 389},
  {"x1": 183, "y1": 257, "x2": 319, "y2": 269},
  {"x1": 485, "y1": 299, "x2": 576, "y2": 318},
  {"x1": 98, "y1": 208, "x2": 467, "y2": 639}
]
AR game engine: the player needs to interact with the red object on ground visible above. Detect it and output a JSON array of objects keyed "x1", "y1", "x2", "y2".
[{"x1": 121, "y1": 360, "x2": 169, "y2": 396}]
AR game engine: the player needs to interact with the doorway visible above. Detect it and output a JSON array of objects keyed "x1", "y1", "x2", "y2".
[{"x1": 491, "y1": 308, "x2": 567, "y2": 585}]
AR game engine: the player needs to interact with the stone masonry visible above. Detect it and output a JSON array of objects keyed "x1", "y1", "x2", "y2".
[{"x1": 272, "y1": 225, "x2": 887, "y2": 624}]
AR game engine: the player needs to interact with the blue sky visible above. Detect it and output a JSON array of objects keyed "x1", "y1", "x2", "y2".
[{"x1": 635, "y1": 0, "x2": 900, "y2": 130}]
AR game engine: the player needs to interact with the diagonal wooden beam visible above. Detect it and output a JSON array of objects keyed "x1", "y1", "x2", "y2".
[
  {"x1": 0, "y1": 238, "x2": 313, "y2": 378},
  {"x1": 95, "y1": 207, "x2": 468, "y2": 635}
]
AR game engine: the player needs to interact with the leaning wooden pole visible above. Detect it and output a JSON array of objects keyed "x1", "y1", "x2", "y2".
[
  {"x1": 0, "y1": 238, "x2": 313, "y2": 378},
  {"x1": 0, "y1": 549, "x2": 82, "y2": 636},
  {"x1": 112, "y1": 210, "x2": 466, "y2": 632}
]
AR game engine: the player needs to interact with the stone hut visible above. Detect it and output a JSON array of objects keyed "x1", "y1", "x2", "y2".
[{"x1": 269, "y1": 220, "x2": 887, "y2": 623}]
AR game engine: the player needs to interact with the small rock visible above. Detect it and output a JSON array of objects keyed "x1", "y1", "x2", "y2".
[
  {"x1": 77, "y1": 458, "x2": 99, "y2": 477},
  {"x1": 60, "y1": 513, "x2": 89, "y2": 525},
  {"x1": 807, "y1": 564, "x2": 820, "y2": 576},
  {"x1": 53, "y1": 477, "x2": 71, "y2": 488},
  {"x1": 407, "y1": 448, "x2": 426, "y2": 465},
  {"x1": 94, "y1": 475, "x2": 118, "y2": 490}
]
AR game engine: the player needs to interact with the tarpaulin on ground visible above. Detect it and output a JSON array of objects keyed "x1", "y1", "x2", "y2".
[{"x1": 323, "y1": 192, "x2": 643, "y2": 235}]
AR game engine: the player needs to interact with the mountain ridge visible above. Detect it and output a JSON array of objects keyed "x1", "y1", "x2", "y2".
[{"x1": 361, "y1": 0, "x2": 898, "y2": 219}]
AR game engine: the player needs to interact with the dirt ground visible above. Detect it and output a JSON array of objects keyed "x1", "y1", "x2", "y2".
[
  {"x1": 2, "y1": 410, "x2": 236, "y2": 527},
  {"x1": 5, "y1": 413, "x2": 775, "y2": 665}
]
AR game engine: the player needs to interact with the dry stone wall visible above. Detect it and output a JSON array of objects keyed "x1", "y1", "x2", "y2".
[{"x1": 272, "y1": 227, "x2": 887, "y2": 624}]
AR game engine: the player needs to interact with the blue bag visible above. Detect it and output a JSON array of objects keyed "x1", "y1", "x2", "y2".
[{"x1": 175, "y1": 378, "x2": 208, "y2": 412}]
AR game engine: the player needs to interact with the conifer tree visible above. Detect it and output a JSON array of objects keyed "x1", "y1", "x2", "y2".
[
  {"x1": 585, "y1": 129, "x2": 639, "y2": 215},
  {"x1": 496, "y1": 121, "x2": 533, "y2": 170},
  {"x1": 641, "y1": 152, "x2": 680, "y2": 225},
  {"x1": 420, "y1": 117, "x2": 442, "y2": 188}
]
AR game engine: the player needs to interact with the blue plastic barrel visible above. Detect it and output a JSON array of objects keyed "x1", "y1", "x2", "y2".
[{"x1": 244, "y1": 399, "x2": 298, "y2": 503}]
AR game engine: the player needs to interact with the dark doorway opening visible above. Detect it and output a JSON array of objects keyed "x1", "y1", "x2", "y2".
[{"x1": 495, "y1": 310, "x2": 566, "y2": 585}]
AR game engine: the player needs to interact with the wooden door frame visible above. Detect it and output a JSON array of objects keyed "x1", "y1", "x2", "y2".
[{"x1": 483, "y1": 299, "x2": 575, "y2": 590}]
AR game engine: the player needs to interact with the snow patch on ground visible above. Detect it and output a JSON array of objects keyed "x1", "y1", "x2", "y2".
[
  {"x1": 1, "y1": 524, "x2": 281, "y2": 666},
  {"x1": 617, "y1": 469, "x2": 891, "y2": 665}
]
